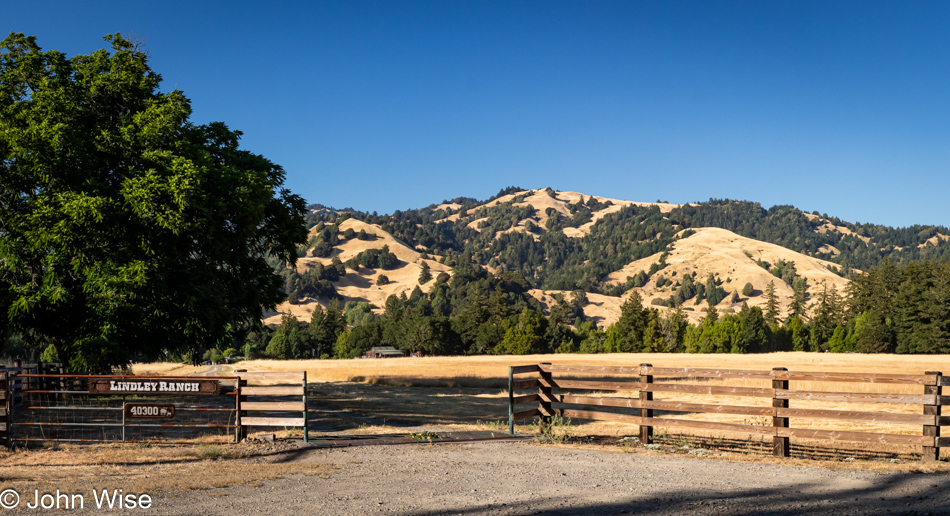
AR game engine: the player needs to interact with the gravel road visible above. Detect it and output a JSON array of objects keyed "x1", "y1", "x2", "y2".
[{"x1": 148, "y1": 441, "x2": 950, "y2": 516}]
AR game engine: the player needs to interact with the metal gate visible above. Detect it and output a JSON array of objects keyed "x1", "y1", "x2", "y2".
[{"x1": 11, "y1": 374, "x2": 240, "y2": 444}]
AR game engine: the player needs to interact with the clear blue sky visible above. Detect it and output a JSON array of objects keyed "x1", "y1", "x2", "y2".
[{"x1": 8, "y1": 1, "x2": 950, "y2": 227}]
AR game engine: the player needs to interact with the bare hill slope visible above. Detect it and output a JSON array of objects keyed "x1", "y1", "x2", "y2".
[
  {"x1": 264, "y1": 219, "x2": 451, "y2": 325},
  {"x1": 604, "y1": 227, "x2": 849, "y2": 323}
]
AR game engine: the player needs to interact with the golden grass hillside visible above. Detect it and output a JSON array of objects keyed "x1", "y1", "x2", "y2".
[
  {"x1": 267, "y1": 191, "x2": 852, "y2": 327},
  {"x1": 606, "y1": 227, "x2": 849, "y2": 323},
  {"x1": 264, "y1": 218, "x2": 452, "y2": 324}
]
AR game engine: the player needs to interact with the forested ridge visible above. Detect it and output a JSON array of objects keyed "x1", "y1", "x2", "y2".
[
  {"x1": 242, "y1": 188, "x2": 950, "y2": 361},
  {"x1": 300, "y1": 189, "x2": 949, "y2": 292}
]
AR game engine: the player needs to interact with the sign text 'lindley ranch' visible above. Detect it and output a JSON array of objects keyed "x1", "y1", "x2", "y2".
[{"x1": 89, "y1": 379, "x2": 219, "y2": 395}]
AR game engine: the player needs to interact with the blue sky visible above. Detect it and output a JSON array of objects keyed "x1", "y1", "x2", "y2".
[{"x1": 7, "y1": 1, "x2": 950, "y2": 227}]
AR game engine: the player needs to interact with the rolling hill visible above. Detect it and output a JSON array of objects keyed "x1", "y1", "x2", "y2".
[{"x1": 267, "y1": 187, "x2": 950, "y2": 327}]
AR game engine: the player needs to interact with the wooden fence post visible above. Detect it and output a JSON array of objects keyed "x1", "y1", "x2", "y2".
[
  {"x1": 234, "y1": 377, "x2": 242, "y2": 443},
  {"x1": 923, "y1": 371, "x2": 941, "y2": 462},
  {"x1": 0, "y1": 371, "x2": 7, "y2": 448},
  {"x1": 302, "y1": 372, "x2": 309, "y2": 443},
  {"x1": 508, "y1": 366, "x2": 515, "y2": 436},
  {"x1": 237, "y1": 376, "x2": 248, "y2": 442},
  {"x1": 639, "y1": 363, "x2": 653, "y2": 444},
  {"x1": 539, "y1": 362, "x2": 555, "y2": 433},
  {"x1": 772, "y1": 367, "x2": 790, "y2": 458}
]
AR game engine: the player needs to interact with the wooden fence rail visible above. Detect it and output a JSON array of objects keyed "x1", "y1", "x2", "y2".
[
  {"x1": 508, "y1": 362, "x2": 947, "y2": 462},
  {"x1": 236, "y1": 371, "x2": 308, "y2": 442}
]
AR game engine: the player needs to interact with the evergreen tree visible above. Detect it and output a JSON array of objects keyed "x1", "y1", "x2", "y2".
[
  {"x1": 309, "y1": 300, "x2": 346, "y2": 358},
  {"x1": 419, "y1": 261, "x2": 433, "y2": 284},
  {"x1": 894, "y1": 262, "x2": 932, "y2": 353},
  {"x1": 494, "y1": 308, "x2": 547, "y2": 354},
  {"x1": 266, "y1": 314, "x2": 303, "y2": 359},
  {"x1": 737, "y1": 303, "x2": 768, "y2": 353},
  {"x1": 656, "y1": 308, "x2": 688, "y2": 352},
  {"x1": 764, "y1": 280, "x2": 780, "y2": 325},
  {"x1": 609, "y1": 291, "x2": 650, "y2": 352},
  {"x1": 809, "y1": 282, "x2": 838, "y2": 351},
  {"x1": 925, "y1": 262, "x2": 950, "y2": 353},
  {"x1": 787, "y1": 315, "x2": 809, "y2": 352},
  {"x1": 789, "y1": 278, "x2": 807, "y2": 321}
]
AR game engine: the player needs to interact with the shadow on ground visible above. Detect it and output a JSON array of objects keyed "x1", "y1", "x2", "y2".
[
  {"x1": 306, "y1": 381, "x2": 508, "y2": 432},
  {"x1": 403, "y1": 472, "x2": 950, "y2": 515}
]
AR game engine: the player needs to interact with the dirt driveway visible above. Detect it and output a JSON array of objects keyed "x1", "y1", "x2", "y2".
[{"x1": 147, "y1": 441, "x2": 950, "y2": 515}]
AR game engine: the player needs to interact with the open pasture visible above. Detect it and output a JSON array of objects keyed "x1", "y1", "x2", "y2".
[
  {"x1": 209, "y1": 352, "x2": 950, "y2": 386},
  {"x1": 135, "y1": 353, "x2": 950, "y2": 462}
]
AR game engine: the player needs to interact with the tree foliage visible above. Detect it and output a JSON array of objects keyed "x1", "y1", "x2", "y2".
[{"x1": 0, "y1": 33, "x2": 306, "y2": 370}]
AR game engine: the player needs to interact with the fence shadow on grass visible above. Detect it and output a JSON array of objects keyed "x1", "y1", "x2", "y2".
[{"x1": 306, "y1": 381, "x2": 509, "y2": 432}]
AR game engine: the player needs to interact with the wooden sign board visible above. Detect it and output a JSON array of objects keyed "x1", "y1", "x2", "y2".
[
  {"x1": 89, "y1": 379, "x2": 220, "y2": 395},
  {"x1": 124, "y1": 403, "x2": 175, "y2": 418}
]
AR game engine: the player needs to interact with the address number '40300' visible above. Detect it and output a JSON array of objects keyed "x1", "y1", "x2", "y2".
[{"x1": 124, "y1": 403, "x2": 175, "y2": 418}]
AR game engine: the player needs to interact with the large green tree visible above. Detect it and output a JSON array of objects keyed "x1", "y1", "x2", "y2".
[{"x1": 0, "y1": 33, "x2": 306, "y2": 371}]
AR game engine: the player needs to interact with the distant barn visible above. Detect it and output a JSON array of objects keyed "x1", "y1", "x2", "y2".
[{"x1": 365, "y1": 346, "x2": 406, "y2": 359}]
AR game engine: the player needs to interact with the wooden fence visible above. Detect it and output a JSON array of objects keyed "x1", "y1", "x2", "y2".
[
  {"x1": 237, "y1": 371, "x2": 308, "y2": 441},
  {"x1": 508, "y1": 362, "x2": 947, "y2": 461}
]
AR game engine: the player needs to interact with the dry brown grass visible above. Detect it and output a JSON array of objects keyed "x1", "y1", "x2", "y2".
[
  {"x1": 130, "y1": 362, "x2": 211, "y2": 376},
  {"x1": 0, "y1": 443, "x2": 338, "y2": 495},
  {"x1": 226, "y1": 352, "x2": 950, "y2": 385}
]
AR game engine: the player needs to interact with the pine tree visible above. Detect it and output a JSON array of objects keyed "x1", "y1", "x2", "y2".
[
  {"x1": 419, "y1": 261, "x2": 433, "y2": 284},
  {"x1": 894, "y1": 261, "x2": 932, "y2": 353},
  {"x1": 789, "y1": 278, "x2": 807, "y2": 321},
  {"x1": 764, "y1": 280, "x2": 780, "y2": 325},
  {"x1": 925, "y1": 261, "x2": 950, "y2": 353},
  {"x1": 611, "y1": 291, "x2": 649, "y2": 352},
  {"x1": 809, "y1": 282, "x2": 837, "y2": 351}
]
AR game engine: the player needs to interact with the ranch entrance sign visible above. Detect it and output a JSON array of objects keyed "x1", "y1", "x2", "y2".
[
  {"x1": 0, "y1": 366, "x2": 309, "y2": 446},
  {"x1": 89, "y1": 378, "x2": 220, "y2": 395}
]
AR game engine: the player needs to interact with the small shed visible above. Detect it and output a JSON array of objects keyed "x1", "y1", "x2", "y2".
[{"x1": 365, "y1": 346, "x2": 406, "y2": 359}]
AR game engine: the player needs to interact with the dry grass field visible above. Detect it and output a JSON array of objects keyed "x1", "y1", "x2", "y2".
[
  {"x1": 134, "y1": 352, "x2": 950, "y2": 465},
  {"x1": 175, "y1": 352, "x2": 950, "y2": 385}
]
